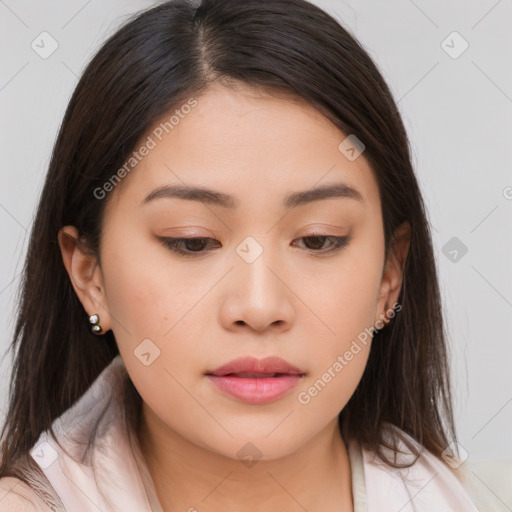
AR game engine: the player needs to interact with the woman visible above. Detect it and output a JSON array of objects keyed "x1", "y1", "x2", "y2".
[{"x1": 0, "y1": 0, "x2": 506, "y2": 510}]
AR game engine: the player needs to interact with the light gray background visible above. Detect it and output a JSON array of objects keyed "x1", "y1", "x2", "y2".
[{"x1": 1, "y1": 0, "x2": 511, "y2": 465}]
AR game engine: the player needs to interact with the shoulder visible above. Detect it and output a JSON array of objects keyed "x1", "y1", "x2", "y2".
[{"x1": 0, "y1": 477, "x2": 53, "y2": 511}]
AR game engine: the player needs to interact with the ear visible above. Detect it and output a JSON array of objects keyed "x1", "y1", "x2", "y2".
[
  {"x1": 57, "y1": 225, "x2": 111, "y2": 334},
  {"x1": 374, "y1": 221, "x2": 411, "y2": 327}
]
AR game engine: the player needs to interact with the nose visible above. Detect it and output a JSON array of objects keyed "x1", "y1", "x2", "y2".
[{"x1": 219, "y1": 245, "x2": 296, "y2": 334}]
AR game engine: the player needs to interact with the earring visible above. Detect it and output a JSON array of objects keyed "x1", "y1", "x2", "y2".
[{"x1": 89, "y1": 313, "x2": 103, "y2": 334}]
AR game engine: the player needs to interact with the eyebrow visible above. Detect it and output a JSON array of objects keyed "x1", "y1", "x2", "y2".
[{"x1": 139, "y1": 182, "x2": 364, "y2": 209}]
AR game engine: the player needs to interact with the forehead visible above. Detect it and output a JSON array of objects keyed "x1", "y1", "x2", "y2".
[{"x1": 104, "y1": 83, "x2": 380, "y2": 217}]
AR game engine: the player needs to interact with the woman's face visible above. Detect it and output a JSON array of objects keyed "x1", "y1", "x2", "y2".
[{"x1": 61, "y1": 83, "x2": 405, "y2": 461}]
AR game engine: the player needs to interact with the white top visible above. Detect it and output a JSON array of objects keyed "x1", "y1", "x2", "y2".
[{"x1": 1, "y1": 355, "x2": 508, "y2": 511}]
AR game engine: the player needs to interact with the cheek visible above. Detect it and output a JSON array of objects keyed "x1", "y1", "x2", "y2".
[
  {"x1": 294, "y1": 273, "x2": 377, "y2": 422},
  {"x1": 305, "y1": 245, "x2": 383, "y2": 344},
  {"x1": 102, "y1": 260, "x2": 171, "y2": 340},
  {"x1": 106, "y1": 261, "x2": 200, "y2": 420},
  {"x1": 100, "y1": 227, "x2": 195, "y2": 337},
  {"x1": 294, "y1": 235, "x2": 383, "y2": 413},
  {"x1": 296, "y1": 343, "x2": 370, "y2": 422},
  {"x1": 101, "y1": 240, "x2": 209, "y2": 387}
]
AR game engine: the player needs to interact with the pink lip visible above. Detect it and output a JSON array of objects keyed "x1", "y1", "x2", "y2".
[{"x1": 205, "y1": 356, "x2": 305, "y2": 405}]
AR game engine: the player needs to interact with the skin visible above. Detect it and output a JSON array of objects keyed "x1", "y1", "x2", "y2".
[{"x1": 58, "y1": 82, "x2": 410, "y2": 512}]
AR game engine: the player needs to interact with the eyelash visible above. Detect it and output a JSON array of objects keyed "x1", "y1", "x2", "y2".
[{"x1": 158, "y1": 235, "x2": 350, "y2": 257}]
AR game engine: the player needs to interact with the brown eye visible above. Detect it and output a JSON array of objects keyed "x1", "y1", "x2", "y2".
[
  {"x1": 302, "y1": 236, "x2": 327, "y2": 250},
  {"x1": 183, "y1": 238, "x2": 209, "y2": 252},
  {"x1": 158, "y1": 237, "x2": 221, "y2": 256},
  {"x1": 158, "y1": 235, "x2": 349, "y2": 258},
  {"x1": 293, "y1": 235, "x2": 350, "y2": 254}
]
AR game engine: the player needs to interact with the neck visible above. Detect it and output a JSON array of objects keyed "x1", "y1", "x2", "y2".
[{"x1": 137, "y1": 403, "x2": 354, "y2": 512}]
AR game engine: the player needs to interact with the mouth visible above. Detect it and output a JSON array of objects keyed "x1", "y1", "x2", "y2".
[
  {"x1": 205, "y1": 357, "x2": 305, "y2": 405},
  {"x1": 206, "y1": 356, "x2": 305, "y2": 377},
  {"x1": 206, "y1": 372, "x2": 302, "y2": 378}
]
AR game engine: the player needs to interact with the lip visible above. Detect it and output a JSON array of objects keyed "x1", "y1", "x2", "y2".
[
  {"x1": 207, "y1": 356, "x2": 304, "y2": 377},
  {"x1": 205, "y1": 356, "x2": 305, "y2": 405}
]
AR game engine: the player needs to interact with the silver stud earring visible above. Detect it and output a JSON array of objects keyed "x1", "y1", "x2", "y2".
[{"x1": 89, "y1": 313, "x2": 103, "y2": 334}]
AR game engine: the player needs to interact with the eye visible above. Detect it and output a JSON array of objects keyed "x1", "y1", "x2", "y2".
[
  {"x1": 158, "y1": 237, "x2": 220, "y2": 257},
  {"x1": 292, "y1": 235, "x2": 350, "y2": 254},
  {"x1": 157, "y1": 234, "x2": 350, "y2": 257}
]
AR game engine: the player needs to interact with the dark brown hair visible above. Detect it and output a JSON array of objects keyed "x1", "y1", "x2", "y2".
[{"x1": 1, "y1": 0, "x2": 457, "y2": 485}]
